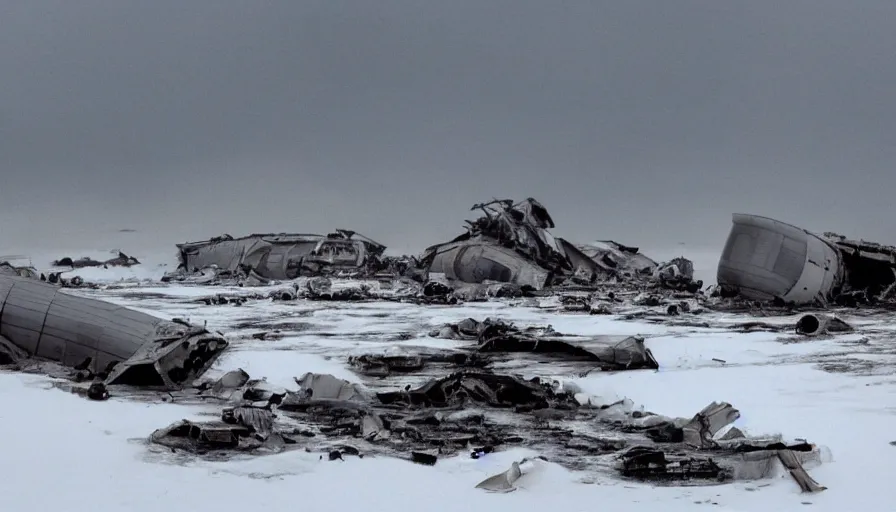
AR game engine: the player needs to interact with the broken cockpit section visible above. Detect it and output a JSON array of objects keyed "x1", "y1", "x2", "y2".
[
  {"x1": 171, "y1": 230, "x2": 388, "y2": 281},
  {"x1": 0, "y1": 275, "x2": 227, "y2": 389},
  {"x1": 717, "y1": 214, "x2": 896, "y2": 307},
  {"x1": 417, "y1": 198, "x2": 700, "y2": 292}
]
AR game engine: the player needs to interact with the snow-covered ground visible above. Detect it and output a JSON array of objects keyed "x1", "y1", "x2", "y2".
[{"x1": 1, "y1": 263, "x2": 894, "y2": 511}]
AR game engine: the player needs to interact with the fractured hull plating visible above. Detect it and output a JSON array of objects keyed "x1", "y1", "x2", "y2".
[
  {"x1": 427, "y1": 241, "x2": 552, "y2": 290},
  {"x1": 0, "y1": 275, "x2": 227, "y2": 388},
  {"x1": 717, "y1": 214, "x2": 842, "y2": 304},
  {"x1": 177, "y1": 232, "x2": 386, "y2": 280}
]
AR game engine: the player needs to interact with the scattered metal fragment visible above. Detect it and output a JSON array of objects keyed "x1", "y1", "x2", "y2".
[
  {"x1": 294, "y1": 373, "x2": 368, "y2": 401},
  {"x1": 52, "y1": 251, "x2": 140, "y2": 269},
  {"x1": 428, "y1": 318, "x2": 658, "y2": 371},
  {"x1": 795, "y1": 314, "x2": 853, "y2": 336},
  {"x1": 223, "y1": 406, "x2": 275, "y2": 439},
  {"x1": 777, "y1": 449, "x2": 827, "y2": 493},
  {"x1": 475, "y1": 460, "x2": 524, "y2": 493},
  {"x1": 474, "y1": 457, "x2": 549, "y2": 493},
  {"x1": 411, "y1": 451, "x2": 438, "y2": 466},
  {"x1": 682, "y1": 402, "x2": 741, "y2": 449}
]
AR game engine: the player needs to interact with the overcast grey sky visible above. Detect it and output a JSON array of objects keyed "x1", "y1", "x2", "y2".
[{"x1": 2, "y1": 1, "x2": 894, "y2": 256}]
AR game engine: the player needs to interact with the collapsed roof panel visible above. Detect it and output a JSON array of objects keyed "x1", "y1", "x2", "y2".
[
  {"x1": 176, "y1": 231, "x2": 387, "y2": 280},
  {"x1": 0, "y1": 275, "x2": 227, "y2": 389}
]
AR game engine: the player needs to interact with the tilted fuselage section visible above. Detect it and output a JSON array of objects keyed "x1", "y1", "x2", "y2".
[
  {"x1": 0, "y1": 275, "x2": 227, "y2": 389},
  {"x1": 177, "y1": 233, "x2": 385, "y2": 280},
  {"x1": 717, "y1": 214, "x2": 842, "y2": 304}
]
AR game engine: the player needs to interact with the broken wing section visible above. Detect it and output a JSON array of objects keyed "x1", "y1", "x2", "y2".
[
  {"x1": 717, "y1": 214, "x2": 842, "y2": 304},
  {"x1": 0, "y1": 275, "x2": 226, "y2": 389}
]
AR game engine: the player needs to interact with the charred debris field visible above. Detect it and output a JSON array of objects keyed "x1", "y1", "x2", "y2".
[
  {"x1": 3, "y1": 199, "x2": 896, "y2": 496},
  {"x1": 5, "y1": 277, "x2": 896, "y2": 495}
]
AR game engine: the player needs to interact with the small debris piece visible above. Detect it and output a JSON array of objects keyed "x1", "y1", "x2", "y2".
[
  {"x1": 86, "y1": 382, "x2": 110, "y2": 401},
  {"x1": 411, "y1": 452, "x2": 438, "y2": 466},
  {"x1": 777, "y1": 449, "x2": 827, "y2": 493}
]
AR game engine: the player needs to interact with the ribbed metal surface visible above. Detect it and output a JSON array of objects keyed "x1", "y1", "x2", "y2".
[{"x1": 1, "y1": 275, "x2": 177, "y2": 372}]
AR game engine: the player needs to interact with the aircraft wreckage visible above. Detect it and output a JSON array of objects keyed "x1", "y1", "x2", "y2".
[
  {"x1": 418, "y1": 198, "x2": 701, "y2": 292},
  {"x1": 169, "y1": 230, "x2": 388, "y2": 282},
  {"x1": 717, "y1": 213, "x2": 896, "y2": 307},
  {"x1": 163, "y1": 198, "x2": 700, "y2": 296},
  {"x1": 0, "y1": 274, "x2": 227, "y2": 389}
]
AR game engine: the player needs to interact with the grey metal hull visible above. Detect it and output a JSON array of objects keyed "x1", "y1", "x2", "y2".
[
  {"x1": 0, "y1": 275, "x2": 227, "y2": 389},
  {"x1": 717, "y1": 214, "x2": 842, "y2": 304}
]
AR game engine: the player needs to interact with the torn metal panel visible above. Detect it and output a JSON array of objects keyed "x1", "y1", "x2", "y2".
[
  {"x1": 777, "y1": 448, "x2": 827, "y2": 493},
  {"x1": 681, "y1": 402, "x2": 741, "y2": 449},
  {"x1": 824, "y1": 233, "x2": 896, "y2": 306},
  {"x1": 0, "y1": 274, "x2": 227, "y2": 389},
  {"x1": 429, "y1": 318, "x2": 658, "y2": 372},
  {"x1": 576, "y1": 241, "x2": 658, "y2": 276},
  {"x1": 795, "y1": 314, "x2": 854, "y2": 336},
  {"x1": 475, "y1": 460, "x2": 524, "y2": 493},
  {"x1": 294, "y1": 372, "x2": 368, "y2": 401},
  {"x1": 176, "y1": 231, "x2": 387, "y2": 280},
  {"x1": 478, "y1": 333, "x2": 658, "y2": 371}
]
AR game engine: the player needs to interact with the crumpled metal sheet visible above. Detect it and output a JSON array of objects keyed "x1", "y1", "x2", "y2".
[
  {"x1": 294, "y1": 372, "x2": 368, "y2": 401},
  {"x1": 682, "y1": 401, "x2": 741, "y2": 449}
]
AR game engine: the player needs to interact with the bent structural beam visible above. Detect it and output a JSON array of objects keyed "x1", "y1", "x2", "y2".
[{"x1": 0, "y1": 275, "x2": 227, "y2": 389}]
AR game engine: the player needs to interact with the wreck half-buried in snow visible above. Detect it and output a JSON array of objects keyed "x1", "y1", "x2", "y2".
[
  {"x1": 176, "y1": 230, "x2": 387, "y2": 280},
  {"x1": 717, "y1": 214, "x2": 896, "y2": 306},
  {"x1": 419, "y1": 198, "x2": 639, "y2": 290},
  {"x1": 418, "y1": 198, "x2": 701, "y2": 292},
  {"x1": 0, "y1": 274, "x2": 227, "y2": 388}
]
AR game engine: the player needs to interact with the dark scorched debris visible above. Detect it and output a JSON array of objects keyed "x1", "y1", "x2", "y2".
[
  {"x1": 426, "y1": 317, "x2": 659, "y2": 372},
  {"x1": 143, "y1": 370, "x2": 826, "y2": 490}
]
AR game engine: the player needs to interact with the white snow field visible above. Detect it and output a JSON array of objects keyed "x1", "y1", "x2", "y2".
[{"x1": 1, "y1": 256, "x2": 894, "y2": 512}]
